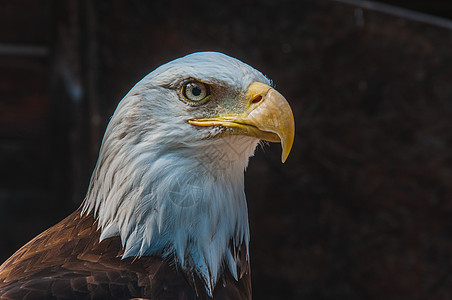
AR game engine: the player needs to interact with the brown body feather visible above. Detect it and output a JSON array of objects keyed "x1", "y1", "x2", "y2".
[{"x1": 0, "y1": 208, "x2": 251, "y2": 299}]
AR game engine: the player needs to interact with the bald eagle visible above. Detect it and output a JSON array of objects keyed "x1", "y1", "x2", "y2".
[{"x1": 0, "y1": 52, "x2": 294, "y2": 299}]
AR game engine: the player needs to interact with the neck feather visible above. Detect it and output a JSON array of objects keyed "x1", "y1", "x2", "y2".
[{"x1": 82, "y1": 132, "x2": 258, "y2": 295}]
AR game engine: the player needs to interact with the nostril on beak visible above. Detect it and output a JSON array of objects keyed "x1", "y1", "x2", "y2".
[{"x1": 251, "y1": 95, "x2": 263, "y2": 104}]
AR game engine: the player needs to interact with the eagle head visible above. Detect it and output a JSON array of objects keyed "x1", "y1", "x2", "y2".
[{"x1": 82, "y1": 52, "x2": 294, "y2": 295}]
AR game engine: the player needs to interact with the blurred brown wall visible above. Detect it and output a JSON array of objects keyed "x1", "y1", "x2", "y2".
[{"x1": 1, "y1": 0, "x2": 452, "y2": 299}]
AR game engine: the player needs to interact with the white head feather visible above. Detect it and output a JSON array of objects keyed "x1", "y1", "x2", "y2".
[{"x1": 82, "y1": 52, "x2": 271, "y2": 295}]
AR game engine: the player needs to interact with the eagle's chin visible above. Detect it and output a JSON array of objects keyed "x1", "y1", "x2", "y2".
[{"x1": 197, "y1": 135, "x2": 260, "y2": 176}]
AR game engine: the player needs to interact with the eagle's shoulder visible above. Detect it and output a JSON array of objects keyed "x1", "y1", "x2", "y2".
[{"x1": 0, "y1": 209, "x2": 250, "y2": 300}]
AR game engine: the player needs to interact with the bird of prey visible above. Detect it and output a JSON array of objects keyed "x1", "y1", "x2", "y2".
[{"x1": 0, "y1": 52, "x2": 294, "y2": 299}]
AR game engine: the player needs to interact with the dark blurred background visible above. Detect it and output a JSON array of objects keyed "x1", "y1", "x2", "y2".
[{"x1": 1, "y1": 0, "x2": 452, "y2": 299}]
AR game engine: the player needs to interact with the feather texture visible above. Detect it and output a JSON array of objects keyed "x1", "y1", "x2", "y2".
[{"x1": 0, "y1": 209, "x2": 251, "y2": 299}]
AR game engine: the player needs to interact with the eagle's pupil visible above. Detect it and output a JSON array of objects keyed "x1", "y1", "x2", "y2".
[{"x1": 192, "y1": 86, "x2": 201, "y2": 96}]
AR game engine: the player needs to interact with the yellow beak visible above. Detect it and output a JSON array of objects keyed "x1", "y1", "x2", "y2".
[{"x1": 188, "y1": 82, "x2": 295, "y2": 163}]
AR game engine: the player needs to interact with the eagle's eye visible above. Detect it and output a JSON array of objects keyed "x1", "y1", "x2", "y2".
[{"x1": 181, "y1": 81, "x2": 210, "y2": 102}]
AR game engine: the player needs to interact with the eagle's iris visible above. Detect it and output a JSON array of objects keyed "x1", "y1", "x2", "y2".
[{"x1": 182, "y1": 81, "x2": 210, "y2": 102}]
